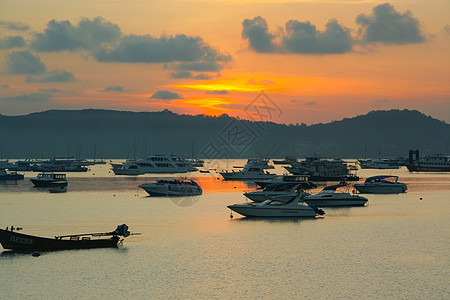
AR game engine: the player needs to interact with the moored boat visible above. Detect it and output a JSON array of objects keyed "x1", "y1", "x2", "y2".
[
  {"x1": 228, "y1": 192, "x2": 325, "y2": 218},
  {"x1": 31, "y1": 173, "x2": 68, "y2": 187},
  {"x1": 139, "y1": 178, "x2": 202, "y2": 196},
  {"x1": 244, "y1": 182, "x2": 309, "y2": 203},
  {"x1": 0, "y1": 224, "x2": 136, "y2": 252},
  {"x1": 304, "y1": 183, "x2": 368, "y2": 207},
  {"x1": 406, "y1": 150, "x2": 450, "y2": 172},
  {"x1": 353, "y1": 175, "x2": 407, "y2": 194}
]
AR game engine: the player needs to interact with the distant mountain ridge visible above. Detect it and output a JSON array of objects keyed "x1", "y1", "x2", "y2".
[{"x1": 0, "y1": 109, "x2": 448, "y2": 158}]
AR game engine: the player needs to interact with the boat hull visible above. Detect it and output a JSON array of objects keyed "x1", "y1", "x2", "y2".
[
  {"x1": 406, "y1": 165, "x2": 450, "y2": 172},
  {"x1": 353, "y1": 184, "x2": 407, "y2": 194},
  {"x1": 31, "y1": 179, "x2": 68, "y2": 188},
  {"x1": 227, "y1": 205, "x2": 317, "y2": 217},
  {"x1": 0, "y1": 229, "x2": 119, "y2": 252},
  {"x1": 304, "y1": 196, "x2": 367, "y2": 207},
  {"x1": 139, "y1": 184, "x2": 202, "y2": 197}
]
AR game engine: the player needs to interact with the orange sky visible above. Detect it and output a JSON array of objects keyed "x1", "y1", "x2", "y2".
[{"x1": 0, "y1": 0, "x2": 449, "y2": 124}]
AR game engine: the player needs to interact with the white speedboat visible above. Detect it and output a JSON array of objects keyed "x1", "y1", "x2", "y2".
[
  {"x1": 112, "y1": 160, "x2": 145, "y2": 175},
  {"x1": 353, "y1": 175, "x2": 407, "y2": 194},
  {"x1": 31, "y1": 173, "x2": 68, "y2": 188},
  {"x1": 244, "y1": 182, "x2": 307, "y2": 203},
  {"x1": 228, "y1": 193, "x2": 325, "y2": 218},
  {"x1": 220, "y1": 159, "x2": 275, "y2": 180},
  {"x1": 220, "y1": 167, "x2": 275, "y2": 180},
  {"x1": 304, "y1": 183, "x2": 368, "y2": 207},
  {"x1": 139, "y1": 178, "x2": 202, "y2": 197}
]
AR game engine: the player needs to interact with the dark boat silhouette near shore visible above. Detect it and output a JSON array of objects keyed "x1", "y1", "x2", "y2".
[{"x1": 0, "y1": 224, "x2": 138, "y2": 252}]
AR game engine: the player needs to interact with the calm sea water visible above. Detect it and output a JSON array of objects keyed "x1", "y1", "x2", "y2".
[{"x1": 0, "y1": 160, "x2": 449, "y2": 299}]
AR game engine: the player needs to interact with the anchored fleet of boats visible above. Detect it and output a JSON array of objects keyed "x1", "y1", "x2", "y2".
[{"x1": 2, "y1": 149, "x2": 449, "y2": 252}]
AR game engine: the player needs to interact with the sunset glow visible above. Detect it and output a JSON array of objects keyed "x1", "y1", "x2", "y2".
[{"x1": 0, "y1": 0, "x2": 449, "y2": 124}]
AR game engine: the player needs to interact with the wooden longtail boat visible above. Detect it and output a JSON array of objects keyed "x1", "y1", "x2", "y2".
[{"x1": 0, "y1": 224, "x2": 136, "y2": 252}]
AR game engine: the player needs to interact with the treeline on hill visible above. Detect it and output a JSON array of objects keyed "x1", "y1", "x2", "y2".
[{"x1": 0, "y1": 109, "x2": 448, "y2": 159}]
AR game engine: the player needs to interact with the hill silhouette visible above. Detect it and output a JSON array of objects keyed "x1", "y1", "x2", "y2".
[{"x1": 0, "y1": 109, "x2": 448, "y2": 159}]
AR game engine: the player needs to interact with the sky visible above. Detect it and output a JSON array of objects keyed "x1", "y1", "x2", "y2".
[{"x1": 0, "y1": 0, "x2": 449, "y2": 125}]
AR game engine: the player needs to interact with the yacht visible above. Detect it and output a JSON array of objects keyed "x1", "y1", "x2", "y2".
[
  {"x1": 220, "y1": 158, "x2": 276, "y2": 180},
  {"x1": 353, "y1": 175, "x2": 407, "y2": 194},
  {"x1": 0, "y1": 169, "x2": 24, "y2": 180},
  {"x1": 244, "y1": 182, "x2": 306, "y2": 202},
  {"x1": 31, "y1": 156, "x2": 89, "y2": 172},
  {"x1": 112, "y1": 160, "x2": 145, "y2": 175},
  {"x1": 139, "y1": 178, "x2": 202, "y2": 197},
  {"x1": 284, "y1": 156, "x2": 359, "y2": 182},
  {"x1": 255, "y1": 174, "x2": 315, "y2": 189},
  {"x1": 304, "y1": 183, "x2": 368, "y2": 207},
  {"x1": 31, "y1": 173, "x2": 68, "y2": 188},
  {"x1": 127, "y1": 154, "x2": 197, "y2": 174},
  {"x1": 228, "y1": 192, "x2": 325, "y2": 218},
  {"x1": 220, "y1": 166, "x2": 275, "y2": 180},
  {"x1": 406, "y1": 150, "x2": 450, "y2": 172},
  {"x1": 359, "y1": 159, "x2": 400, "y2": 169}
]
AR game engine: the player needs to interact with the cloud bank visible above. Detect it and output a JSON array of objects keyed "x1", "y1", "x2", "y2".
[
  {"x1": 0, "y1": 36, "x2": 26, "y2": 49},
  {"x1": 100, "y1": 86, "x2": 124, "y2": 92},
  {"x1": 0, "y1": 21, "x2": 30, "y2": 31},
  {"x1": 29, "y1": 17, "x2": 230, "y2": 74},
  {"x1": 242, "y1": 4, "x2": 426, "y2": 55},
  {"x1": 30, "y1": 17, "x2": 121, "y2": 52},
  {"x1": 4, "y1": 51, "x2": 47, "y2": 74},
  {"x1": 150, "y1": 90, "x2": 184, "y2": 100},
  {"x1": 356, "y1": 3, "x2": 425, "y2": 45}
]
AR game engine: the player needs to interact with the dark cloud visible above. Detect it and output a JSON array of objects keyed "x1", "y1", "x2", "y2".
[
  {"x1": 242, "y1": 16, "x2": 277, "y2": 52},
  {"x1": 193, "y1": 73, "x2": 214, "y2": 80},
  {"x1": 26, "y1": 70, "x2": 75, "y2": 83},
  {"x1": 0, "y1": 36, "x2": 26, "y2": 49},
  {"x1": 0, "y1": 93, "x2": 50, "y2": 102},
  {"x1": 0, "y1": 21, "x2": 30, "y2": 31},
  {"x1": 356, "y1": 3, "x2": 425, "y2": 45},
  {"x1": 206, "y1": 90, "x2": 229, "y2": 95},
  {"x1": 100, "y1": 85, "x2": 124, "y2": 92},
  {"x1": 304, "y1": 101, "x2": 317, "y2": 106},
  {"x1": 30, "y1": 17, "x2": 121, "y2": 52},
  {"x1": 39, "y1": 88, "x2": 63, "y2": 93},
  {"x1": 171, "y1": 71, "x2": 193, "y2": 79},
  {"x1": 96, "y1": 34, "x2": 230, "y2": 73},
  {"x1": 28, "y1": 17, "x2": 230, "y2": 74},
  {"x1": 150, "y1": 90, "x2": 183, "y2": 100},
  {"x1": 242, "y1": 17, "x2": 352, "y2": 54},
  {"x1": 283, "y1": 19, "x2": 352, "y2": 54},
  {"x1": 4, "y1": 50, "x2": 47, "y2": 75},
  {"x1": 1, "y1": 84, "x2": 10, "y2": 89}
]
